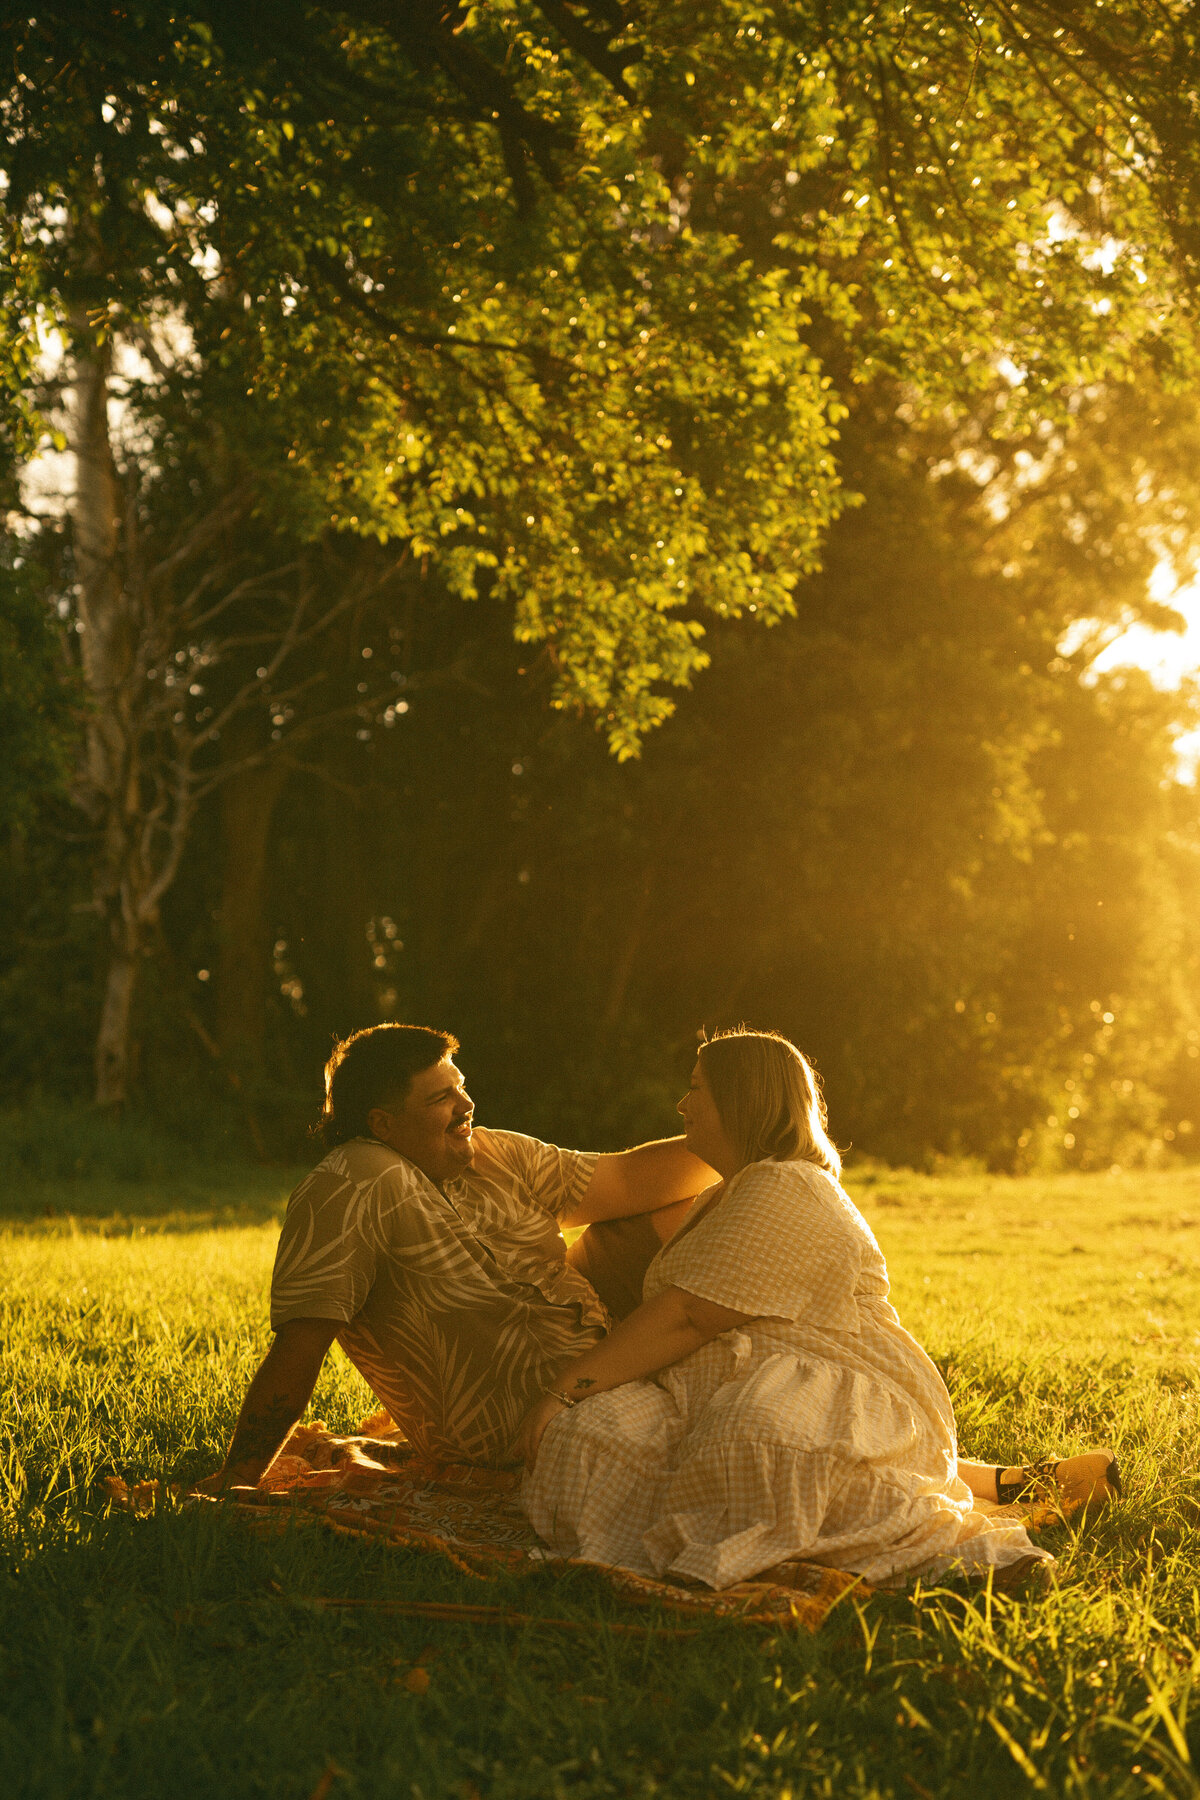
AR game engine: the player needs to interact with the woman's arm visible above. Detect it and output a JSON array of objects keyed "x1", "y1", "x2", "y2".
[{"x1": 515, "y1": 1284, "x2": 754, "y2": 1469}]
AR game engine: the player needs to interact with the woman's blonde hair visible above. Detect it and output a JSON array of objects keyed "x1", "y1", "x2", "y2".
[{"x1": 698, "y1": 1027, "x2": 841, "y2": 1178}]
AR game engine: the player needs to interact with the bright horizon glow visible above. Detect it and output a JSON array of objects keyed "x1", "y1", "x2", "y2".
[{"x1": 1087, "y1": 566, "x2": 1200, "y2": 781}]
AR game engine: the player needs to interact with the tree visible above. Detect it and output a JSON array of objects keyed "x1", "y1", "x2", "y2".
[
  {"x1": 3, "y1": 0, "x2": 1198, "y2": 1106},
  {"x1": 0, "y1": 542, "x2": 74, "y2": 837},
  {"x1": 226, "y1": 375, "x2": 1200, "y2": 1168},
  {"x1": 3, "y1": 5, "x2": 842, "y2": 1100},
  {"x1": 6, "y1": 2, "x2": 1197, "y2": 731}
]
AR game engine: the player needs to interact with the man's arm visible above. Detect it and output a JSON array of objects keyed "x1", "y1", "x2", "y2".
[
  {"x1": 198, "y1": 1318, "x2": 339, "y2": 1491},
  {"x1": 560, "y1": 1136, "x2": 718, "y2": 1228}
]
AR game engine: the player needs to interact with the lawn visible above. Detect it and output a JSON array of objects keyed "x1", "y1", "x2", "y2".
[{"x1": 4, "y1": 1161, "x2": 1200, "y2": 1799}]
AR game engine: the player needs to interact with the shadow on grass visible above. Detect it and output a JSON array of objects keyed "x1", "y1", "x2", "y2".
[
  {"x1": 0, "y1": 1101, "x2": 305, "y2": 1234},
  {"x1": 0, "y1": 1167, "x2": 304, "y2": 1234},
  {"x1": 9, "y1": 1495, "x2": 1175, "y2": 1800},
  {"x1": 1, "y1": 1501, "x2": 829, "y2": 1800}
]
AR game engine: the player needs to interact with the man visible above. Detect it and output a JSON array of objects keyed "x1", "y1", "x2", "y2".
[{"x1": 206, "y1": 1022, "x2": 714, "y2": 1486}]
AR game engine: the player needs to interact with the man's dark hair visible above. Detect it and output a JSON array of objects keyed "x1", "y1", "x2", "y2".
[{"x1": 316, "y1": 1023, "x2": 460, "y2": 1148}]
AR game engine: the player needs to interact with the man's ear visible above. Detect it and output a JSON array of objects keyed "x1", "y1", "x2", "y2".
[{"x1": 366, "y1": 1106, "x2": 393, "y2": 1143}]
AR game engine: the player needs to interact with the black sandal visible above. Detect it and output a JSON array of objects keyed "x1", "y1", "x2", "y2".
[{"x1": 996, "y1": 1450, "x2": 1121, "y2": 1519}]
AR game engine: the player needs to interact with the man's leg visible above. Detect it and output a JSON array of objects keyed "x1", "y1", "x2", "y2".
[{"x1": 566, "y1": 1197, "x2": 695, "y2": 1321}]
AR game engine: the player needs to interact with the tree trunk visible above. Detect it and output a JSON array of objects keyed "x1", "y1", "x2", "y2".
[
  {"x1": 70, "y1": 314, "x2": 128, "y2": 809},
  {"x1": 64, "y1": 301, "x2": 386, "y2": 1104},
  {"x1": 69, "y1": 314, "x2": 198, "y2": 1104},
  {"x1": 95, "y1": 944, "x2": 139, "y2": 1108},
  {"x1": 69, "y1": 315, "x2": 148, "y2": 1106},
  {"x1": 215, "y1": 746, "x2": 289, "y2": 1059}
]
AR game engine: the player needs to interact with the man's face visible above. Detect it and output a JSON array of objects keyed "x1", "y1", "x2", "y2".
[{"x1": 367, "y1": 1056, "x2": 475, "y2": 1186}]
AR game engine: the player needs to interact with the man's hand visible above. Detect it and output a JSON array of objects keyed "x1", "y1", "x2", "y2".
[
  {"x1": 201, "y1": 1318, "x2": 339, "y2": 1492},
  {"x1": 190, "y1": 1474, "x2": 263, "y2": 1501},
  {"x1": 562, "y1": 1137, "x2": 717, "y2": 1228}
]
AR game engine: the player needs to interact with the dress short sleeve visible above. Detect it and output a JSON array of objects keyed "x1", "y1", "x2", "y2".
[{"x1": 649, "y1": 1160, "x2": 868, "y2": 1333}]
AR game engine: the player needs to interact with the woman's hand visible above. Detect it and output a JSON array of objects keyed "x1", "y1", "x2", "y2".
[
  {"x1": 514, "y1": 1392, "x2": 570, "y2": 1472},
  {"x1": 515, "y1": 1286, "x2": 756, "y2": 1473}
]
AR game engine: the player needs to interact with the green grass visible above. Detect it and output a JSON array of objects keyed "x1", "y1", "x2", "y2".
[{"x1": 5, "y1": 1163, "x2": 1200, "y2": 1798}]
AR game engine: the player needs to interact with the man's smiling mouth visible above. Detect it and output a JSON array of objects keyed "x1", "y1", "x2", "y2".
[{"x1": 448, "y1": 1118, "x2": 473, "y2": 1138}]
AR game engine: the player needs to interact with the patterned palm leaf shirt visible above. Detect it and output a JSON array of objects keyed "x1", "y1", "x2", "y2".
[{"x1": 270, "y1": 1129, "x2": 608, "y2": 1466}]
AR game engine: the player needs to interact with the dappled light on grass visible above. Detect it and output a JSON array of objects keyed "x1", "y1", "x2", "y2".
[{"x1": 4, "y1": 1167, "x2": 1200, "y2": 1796}]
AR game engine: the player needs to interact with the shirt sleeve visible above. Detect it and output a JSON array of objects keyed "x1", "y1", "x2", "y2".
[
  {"x1": 656, "y1": 1161, "x2": 864, "y2": 1331},
  {"x1": 472, "y1": 1128, "x2": 599, "y2": 1221},
  {"x1": 269, "y1": 1163, "x2": 382, "y2": 1329}
]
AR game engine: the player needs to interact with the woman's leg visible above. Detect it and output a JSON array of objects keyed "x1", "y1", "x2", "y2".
[
  {"x1": 521, "y1": 1380, "x2": 675, "y2": 1575},
  {"x1": 957, "y1": 1452, "x2": 1120, "y2": 1515},
  {"x1": 957, "y1": 1458, "x2": 1002, "y2": 1501}
]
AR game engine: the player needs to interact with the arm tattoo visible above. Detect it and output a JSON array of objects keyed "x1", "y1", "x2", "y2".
[
  {"x1": 571, "y1": 1377, "x2": 596, "y2": 1391},
  {"x1": 226, "y1": 1392, "x2": 301, "y2": 1470}
]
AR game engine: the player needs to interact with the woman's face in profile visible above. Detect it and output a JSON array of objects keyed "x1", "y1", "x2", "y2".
[{"x1": 677, "y1": 1060, "x2": 736, "y2": 1174}]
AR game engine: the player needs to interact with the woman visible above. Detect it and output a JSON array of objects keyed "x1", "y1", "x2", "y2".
[{"x1": 518, "y1": 1029, "x2": 1086, "y2": 1590}]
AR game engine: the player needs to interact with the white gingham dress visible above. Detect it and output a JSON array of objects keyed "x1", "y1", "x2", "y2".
[{"x1": 522, "y1": 1159, "x2": 1049, "y2": 1588}]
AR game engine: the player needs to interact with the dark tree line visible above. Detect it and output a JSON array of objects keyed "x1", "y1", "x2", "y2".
[
  {"x1": 3, "y1": 2, "x2": 1200, "y2": 1165},
  {"x1": 8, "y1": 375, "x2": 1199, "y2": 1169}
]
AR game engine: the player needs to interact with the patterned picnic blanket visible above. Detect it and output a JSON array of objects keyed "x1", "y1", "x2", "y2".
[{"x1": 105, "y1": 1411, "x2": 1058, "y2": 1633}]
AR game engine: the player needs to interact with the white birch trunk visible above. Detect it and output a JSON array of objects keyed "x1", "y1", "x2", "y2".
[
  {"x1": 65, "y1": 312, "x2": 384, "y2": 1104},
  {"x1": 68, "y1": 315, "x2": 188, "y2": 1106}
]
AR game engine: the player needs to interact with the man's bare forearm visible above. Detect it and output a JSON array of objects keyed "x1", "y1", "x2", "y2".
[
  {"x1": 621, "y1": 1137, "x2": 716, "y2": 1204},
  {"x1": 565, "y1": 1137, "x2": 718, "y2": 1226},
  {"x1": 219, "y1": 1378, "x2": 307, "y2": 1486},
  {"x1": 212, "y1": 1319, "x2": 337, "y2": 1488}
]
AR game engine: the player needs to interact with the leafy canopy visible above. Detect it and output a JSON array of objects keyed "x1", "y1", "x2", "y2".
[{"x1": 2, "y1": 1, "x2": 1195, "y2": 749}]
